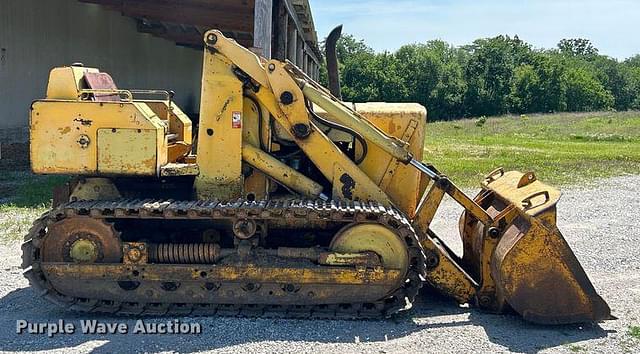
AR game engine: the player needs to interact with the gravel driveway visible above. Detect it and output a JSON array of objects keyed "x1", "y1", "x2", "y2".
[{"x1": 0, "y1": 175, "x2": 638, "y2": 354}]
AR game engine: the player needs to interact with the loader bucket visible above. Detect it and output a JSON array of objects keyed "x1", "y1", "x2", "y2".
[{"x1": 460, "y1": 170, "x2": 612, "y2": 324}]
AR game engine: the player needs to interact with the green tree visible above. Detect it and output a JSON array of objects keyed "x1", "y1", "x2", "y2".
[
  {"x1": 624, "y1": 55, "x2": 640, "y2": 109},
  {"x1": 341, "y1": 51, "x2": 406, "y2": 103},
  {"x1": 508, "y1": 64, "x2": 539, "y2": 113},
  {"x1": 319, "y1": 34, "x2": 374, "y2": 87},
  {"x1": 591, "y1": 56, "x2": 636, "y2": 110},
  {"x1": 319, "y1": 32, "x2": 637, "y2": 120},
  {"x1": 563, "y1": 65, "x2": 614, "y2": 111},
  {"x1": 558, "y1": 38, "x2": 599, "y2": 57},
  {"x1": 463, "y1": 35, "x2": 533, "y2": 116}
]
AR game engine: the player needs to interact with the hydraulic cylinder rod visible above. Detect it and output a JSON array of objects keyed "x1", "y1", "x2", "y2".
[
  {"x1": 242, "y1": 142, "x2": 324, "y2": 198},
  {"x1": 302, "y1": 83, "x2": 413, "y2": 164}
]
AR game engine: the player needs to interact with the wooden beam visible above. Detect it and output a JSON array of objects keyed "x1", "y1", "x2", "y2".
[
  {"x1": 136, "y1": 20, "x2": 253, "y2": 48},
  {"x1": 81, "y1": 0, "x2": 254, "y2": 13},
  {"x1": 287, "y1": 20, "x2": 297, "y2": 64},
  {"x1": 273, "y1": 0, "x2": 289, "y2": 61},
  {"x1": 80, "y1": 0, "x2": 254, "y2": 33},
  {"x1": 253, "y1": 0, "x2": 273, "y2": 58},
  {"x1": 296, "y1": 36, "x2": 304, "y2": 68}
]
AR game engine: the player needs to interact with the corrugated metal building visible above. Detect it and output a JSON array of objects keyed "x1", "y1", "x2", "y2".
[{"x1": 0, "y1": 0, "x2": 321, "y2": 161}]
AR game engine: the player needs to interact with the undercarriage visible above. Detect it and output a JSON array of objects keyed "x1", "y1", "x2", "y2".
[{"x1": 23, "y1": 198, "x2": 425, "y2": 318}]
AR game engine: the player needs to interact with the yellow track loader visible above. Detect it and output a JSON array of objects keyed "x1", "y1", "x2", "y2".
[{"x1": 23, "y1": 30, "x2": 611, "y2": 324}]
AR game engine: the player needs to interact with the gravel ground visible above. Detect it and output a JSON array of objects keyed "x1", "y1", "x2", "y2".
[{"x1": 0, "y1": 175, "x2": 638, "y2": 354}]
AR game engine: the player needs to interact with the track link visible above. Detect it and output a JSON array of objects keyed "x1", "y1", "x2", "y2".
[{"x1": 22, "y1": 199, "x2": 426, "y2": 319}]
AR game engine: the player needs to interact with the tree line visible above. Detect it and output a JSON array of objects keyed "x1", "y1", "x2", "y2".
[{"x1": 320, "y1": 35, "x2": 640, "y2": 120}]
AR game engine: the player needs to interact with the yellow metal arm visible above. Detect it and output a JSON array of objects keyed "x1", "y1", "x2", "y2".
[
  {"x1": 202, "y1": 30, "x2": 494, "y2": 225},
  {"x1": 202, "y1": 30, "x2": 393, "y2": 204},
  {"x1": 242, "y1": 142, "x2": 324, "y2": 198},
  {"x1": 302, "y1": 84, "x2": 413, "y2": 163}
]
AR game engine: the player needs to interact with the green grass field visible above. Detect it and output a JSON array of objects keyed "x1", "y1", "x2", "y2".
[
  {"x1": 424, "y1": 111, "x2": 640, "y2": 187},
  {"x1": 0, "y1": 171, "x2": 66, "y2": 241}
]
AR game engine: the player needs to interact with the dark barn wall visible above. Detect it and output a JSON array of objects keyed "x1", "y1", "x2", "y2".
[{"x1": 0, "y1": 0, "x2": 203, "y2": 133}]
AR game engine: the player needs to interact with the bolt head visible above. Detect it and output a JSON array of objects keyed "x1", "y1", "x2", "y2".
[
  {"x1": 488, "y1": 227, "x2": 501, "y2": 239},
  {"x1": 280, "y1": 91, "x2": 295, "y2": 105},
  {"x1": 206, "y1": 33, "x2": 218, "y2": 45},
  {"x1": 479, "y1": 296, "x2": 492, "y2": 306},
  {"x1": 291, "y1": 123, "x2": 310, "y2": 139},
  {"x1": 128, "y1": 248, "x2": 141, "y2": 262}
]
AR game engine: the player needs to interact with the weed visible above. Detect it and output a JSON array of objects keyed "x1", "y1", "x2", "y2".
[{"x1": 567, "y1": 344, "x2": 585, "y2": 352}]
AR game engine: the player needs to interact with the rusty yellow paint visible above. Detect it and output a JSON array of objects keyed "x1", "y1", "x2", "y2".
[
  {"x1": 254, "y1": 79, "x2": 391, "y2": 203},
  {"x1": 354, "y1": 103, "x2": 426, "y2": 217},
  {"x1": 203, "y1": 31, "x2": 270, "y2": 88},
  {"x1": 206, "y1": 31, "x2": 393, "y2": 204},
  {"x1": 242, "y1": 142, "x2": 324, "y2": 198},
  {"x1": 420, "y1": 236, "x2": 478, "y2": 303},
  {"x1": 319, "y1": 252, "x2": 381, "y2": 267},
  {"x1": 265, "y1": 61, "x2": 311, "y2": 129},
  {"x1": 453, "y1": 169, "x2": 612, "y2": 323},
  {"x1": 32, "y1": 65, "x2": 182, "y2": 176},
  {"x1": 302, "y1": 85, "x2": 413, "y2": 163},
  {"x1": 46, "y1": 66, "x2": 99, "y2": 100},
  {"x1": 194, "y1": 52, "x2": 244, "y2": 200},
  {"x1": 167, "y1": 142, "x2": 192, "y2": 162},
  {"x1": 145, "y1": 100, "x2": 193, "y2": 144},
  {"x1": 312, "y1": 102, "x2": 427, "y2": 216},
  {"x1": 483, "y1": 170, "x2": 561, "y2": 226},
  {"x1": 413, "y1": 181, "x2": 446, "y2": 232},
  {"x1": 242, "y1": 96, "x2": 271, "y2": 200},
  {"x1": 30, "y1": 100, "x2": 167, "y2": 175},
  {"x1": 491, "y1": 214, "x2": 609, "y2": 323},
  {"x1": 29, "y1": 32, "x2": 610, "y2": 324},
  {"x1": 69, "y1": 178, "x2": 121, "y2": 202},
  {"x1": 97, "y1": 128, "x2": 158, "y2": 175},
  {"x1": 444, "y1": 180, "x2": 494, "y2": 225},
  {"x1": 69, "y1": 239, "x2": 99, "y2": 263},
  {"x1": 160, "y1": 163, "x2": 200, "y2": 177},
  {"x1": 42, "y1": 263, "x2": 401, "y2": 285},
  {"x1": 330, "y1": 223, "x2": 408, "y2": 274}
]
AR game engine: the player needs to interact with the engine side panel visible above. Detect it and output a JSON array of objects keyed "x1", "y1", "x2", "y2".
[{"x1": 30, "y1": 100, "x2": 167, "y2": 176}]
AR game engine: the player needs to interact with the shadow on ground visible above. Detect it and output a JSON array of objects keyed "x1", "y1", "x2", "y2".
[{"x1": 0, "y1": 287, "x2": 610, "y2": 353}]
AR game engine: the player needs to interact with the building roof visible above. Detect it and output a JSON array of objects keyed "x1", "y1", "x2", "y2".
[{"x1": 79, "y1": 0, "x2": 319, "y2": 54}]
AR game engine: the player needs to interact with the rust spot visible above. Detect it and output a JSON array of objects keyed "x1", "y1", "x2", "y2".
[
  {"x1": 74, "y1": 118, "x2": 93, "y2": 126},
  {"x1": 58, "y1": 127, "x2": 71, "y2": 135},
  {"x1": 387, "y1": 121, "x2": 397, "y2": 134},
  {"x1": 216, "y1": 97, "x2": 233, "y2": 121},
  {"x1": 339, "y1": 173, "x2": 356, "y2": 200}
]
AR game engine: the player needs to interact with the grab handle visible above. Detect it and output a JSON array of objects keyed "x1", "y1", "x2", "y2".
[
  {"x1": 485, "y1": 167, "x2": 505, "y2": 183},
  {"x1": 521, "y1": 191, "x2": 550, "y2": 210}
]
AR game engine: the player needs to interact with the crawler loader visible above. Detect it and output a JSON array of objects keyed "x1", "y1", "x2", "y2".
[{"x1": 23, "y1": 30, "x2": 612, "y2": 324}]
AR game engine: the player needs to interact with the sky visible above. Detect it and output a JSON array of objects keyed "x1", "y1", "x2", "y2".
[{"x1": 308, "y1": 0, "x2": 639, "y2": 60}]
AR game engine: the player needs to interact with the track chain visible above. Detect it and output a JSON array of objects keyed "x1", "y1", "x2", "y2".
[{"x1": 22, "y1": 198, "x2": 426, "y2": 319}]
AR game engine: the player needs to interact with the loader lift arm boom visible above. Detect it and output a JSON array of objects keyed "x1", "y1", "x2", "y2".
[{"x1": 201, "y1": 30, "x2": 611, "y2": 324}]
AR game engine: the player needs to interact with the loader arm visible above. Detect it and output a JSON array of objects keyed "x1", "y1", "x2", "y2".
[{"x1": 200, "y1": 30, "x2": 611, "y2": 324}]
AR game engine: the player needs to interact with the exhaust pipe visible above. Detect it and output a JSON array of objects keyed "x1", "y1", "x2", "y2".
[{"x1": 325, "y1": 25, "x2": 343, "y2": 99}]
